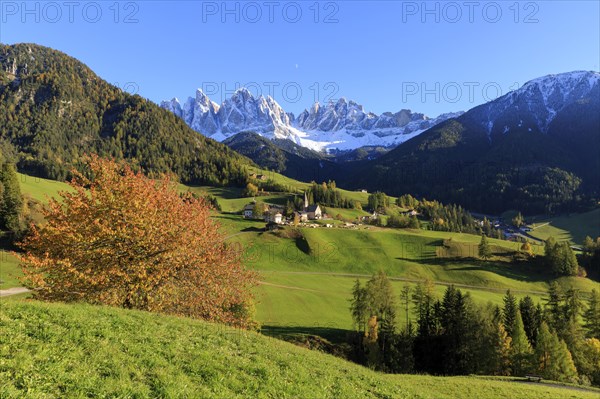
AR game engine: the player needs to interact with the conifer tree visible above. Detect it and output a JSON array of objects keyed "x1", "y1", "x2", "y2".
[
  {"x1": 534, "y1": 322, "x2": 577, "y2": 382},
  {"x1": 510, "y1": 311, "x2": 533, "y2": 376},
  {"x1": 478, "y1": 234, "x2": 492, "y2": 260},
  {"x1": 519, "y1": 296, "x2": 542, "y2": 346},
  {"x1": 503, "y1": 290, "x2": 518, "y2": 336},
  {"x1": 0, "y1": 162, "x2": 24, "y2": 234},
  {"x1": 584, "y1": 289, "x2": 600, "y2": 339}
]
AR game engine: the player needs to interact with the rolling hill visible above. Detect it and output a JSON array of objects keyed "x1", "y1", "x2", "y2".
[{"x1": 1, "y1": 300, "x2": 598, "y2": 399}]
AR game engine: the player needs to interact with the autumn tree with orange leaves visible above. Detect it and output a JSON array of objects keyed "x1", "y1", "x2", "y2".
[{"x1": 19, "y1": 156, "x2": 257, "y2": 328}]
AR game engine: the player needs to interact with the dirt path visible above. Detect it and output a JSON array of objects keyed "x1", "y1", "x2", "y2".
[
  {"x1": 0, "y1": 287, "x2": 30, "y2": 297},
  {"x1": 258, "y1": 270, "x2": 547, "y2": 295},
  {"x1": 517, "y1": 380, "x2": 600, "y2": 394}
]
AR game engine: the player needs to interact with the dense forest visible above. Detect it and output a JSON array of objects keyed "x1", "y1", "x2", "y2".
[
  {"x1": 350, "y1": 272, "x2": 600, "y2": 386},
  {"x1": 0, "y1": 44, "x2": 252, "y2": 186},
  {"x1": 346, "y1": 112, "x2": 599, "y2": 214}
]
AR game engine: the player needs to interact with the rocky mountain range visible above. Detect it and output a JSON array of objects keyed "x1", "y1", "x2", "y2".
[{"x1": 161, "y1": 90, "x2": 462, "y2": 152}]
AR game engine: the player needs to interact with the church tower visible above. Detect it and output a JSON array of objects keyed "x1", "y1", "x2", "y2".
[{"x1": 303, "y1": 191, "x2": 309, "y2": 210}]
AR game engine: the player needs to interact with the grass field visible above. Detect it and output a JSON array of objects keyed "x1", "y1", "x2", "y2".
[
  {"x1": 0, "y1": 250, "x2": 21, "y2": 289},
  {"x1": 528, "y1": 209, "x2": 600, "y2": 244},
  {"x1": 10, "y1": 171, "x2": 600, "y2": 346},
  {"x1": 16, "y1": 173, "x2": 72, "y2": 203},
  {"x1": 1, "y1": 300, "x2": 598, "y2": 399}
]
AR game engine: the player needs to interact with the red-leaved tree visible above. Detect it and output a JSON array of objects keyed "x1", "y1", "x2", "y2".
[{"x1": 19, "y1": 156, "x2": 257, "y2": 328}]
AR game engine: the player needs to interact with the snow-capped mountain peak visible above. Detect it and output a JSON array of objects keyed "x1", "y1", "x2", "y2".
[
  {"x1": 473, "y1": 71, "x2": 600, "y2": 135},
  {"x1": 161, "y1": 89, "x2": 462, "y2": 151}
]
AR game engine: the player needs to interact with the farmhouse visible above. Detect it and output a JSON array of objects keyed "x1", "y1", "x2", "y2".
[
  {"x1": 265, "y1": 211, "x2": 283, "y2": 224},
  {"x1": 243, "y1": 204, "x2": 255, "y2": 219}
]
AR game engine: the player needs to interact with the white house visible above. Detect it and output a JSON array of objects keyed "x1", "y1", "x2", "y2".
[{"x1": 243, "y1": 203, "x2": 255, "y2": 219}]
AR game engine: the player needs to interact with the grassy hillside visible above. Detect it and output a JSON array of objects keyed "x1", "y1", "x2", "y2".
[
  {"x1": 1, "y1": 301, "x2": 598, "y2": 399},
  {"x1": 0, "y1": 250, "x2": 20, "y2": 289},
  {"x1": 17, "y1": 173, "x2": 72, "y2": 203},
  {"x1": 13, "y1": 172, "x2": 600, "y2": 336},
  {"x1": 528, "y1": 209, "x2": 600, "y2": 244}
]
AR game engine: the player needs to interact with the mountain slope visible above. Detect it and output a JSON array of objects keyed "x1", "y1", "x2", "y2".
[
  {"x1": 222, "y1": 131, "x2": 348, "y2": 182},
  {"x1": 2, "y1": 300, "x2": 597, "y2": 399},
  {"x1": 348, "y1": 71, "x2": 600, "y2": 214},
  {"x1": 0, "y1": 43, "x2": 252, "y2": 185},
  {"x1": 162, "y1": 89, "x2": 462, "y2": 152}
]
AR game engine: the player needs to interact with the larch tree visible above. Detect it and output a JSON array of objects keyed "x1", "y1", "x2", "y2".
[
  {"x1": 19, "y1": 156, "x2": 257, "y2": 328},
  {"x1": 510, "y1": 310, "x2": 533, "y2": 376},
  {"x1": 534, "y1": 322, "x2": 578, "y2": 382}
]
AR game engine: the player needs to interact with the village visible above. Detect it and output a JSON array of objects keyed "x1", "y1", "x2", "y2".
[{"x1": 241, "y1": 191, "x2": 417, "y2": 231}]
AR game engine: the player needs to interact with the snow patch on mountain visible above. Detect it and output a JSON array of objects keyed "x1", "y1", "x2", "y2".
[
  {"x1": 161, "y1": 89, "x2": 462, "y2": 152},
  {"x1": 474, "y1": 71, "x2": 600, "y2": 134}
]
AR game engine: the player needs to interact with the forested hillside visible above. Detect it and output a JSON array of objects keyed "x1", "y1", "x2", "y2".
[{"x1": 0, "y1": 43, "x2": 252, "y2": 185}]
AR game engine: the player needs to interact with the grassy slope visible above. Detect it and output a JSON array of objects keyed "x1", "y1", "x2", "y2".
[
  {"x1": 1, "y1": 301, "x2": 598, "y2": 399},
  {"x1": 14, "y1": 174, "x2": 600, "y2": 333},
  {"x1": 0, "y1": 175, "x2": 72, "y2": 289},
  {"x1": 528, "y1": 209, "x2": 600, "y2": 244},
  {"x1": 0, "y1": 250, "x2": 20, "y2": 289},
  {"x1": 16, "y1": 173, "x2": 72, "y2": 203}
]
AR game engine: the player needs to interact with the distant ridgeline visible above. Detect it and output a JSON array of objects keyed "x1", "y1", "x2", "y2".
[
  {"x1": 0, "y1": 43, "x2": 252, "y2": 186},
  {"x1": 343, "y1": 72, "x2": 600, "y2": 215}
]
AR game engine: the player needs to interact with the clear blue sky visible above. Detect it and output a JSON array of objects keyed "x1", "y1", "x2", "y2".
[{"x1": 1, "y1": 1, "x2": 598, "y2": 116}]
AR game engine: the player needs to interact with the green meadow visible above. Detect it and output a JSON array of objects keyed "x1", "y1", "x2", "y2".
[
  {"x1": 528, "y1": 209, "x2": 600, "y2": 244},
  {"x1": 9, "y1": 172, "x2": 600, "y2": 337},
  {"x1": 1, "y1": 300, "x2": 598, "y2": 399}
]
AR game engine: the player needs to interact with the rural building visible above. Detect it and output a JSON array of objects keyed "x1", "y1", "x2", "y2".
[
  {"x1": 306, "y1": 204, "x2": 322, "y2": 220},
  {"x1": 301, "y1": 191, "x2": 322, "y2": 220},
  {"x1": 297, "y1": 211, "x2": 308, "y2": 222},
  {"x1": 243, "y1": 204, "x2": 255, "y2": 219},
  {"x1": 265, "y1": 211, "x2": 283, "y2": 224}
]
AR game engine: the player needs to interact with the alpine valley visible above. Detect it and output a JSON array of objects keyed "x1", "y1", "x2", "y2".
[
  {"x1": 162, "y1": 71, "x2": 600, "y2": 215},
  {"x1": 2, "y1": 40, "x2": 600, "y2": 398}
]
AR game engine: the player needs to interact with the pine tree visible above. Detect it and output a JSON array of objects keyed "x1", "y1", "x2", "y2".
[
  {"x1": 512, "y1": 212, "x2": 524, "y2": 228},
  {"x1": 350, "y1": 279, "x2": 369, "y2": 333},
  {"x1": 534, "y1": 322, "x2": 577, "y2": 382},
  {"x1": 408, "y1": 215, "x2": 420, "y2": 229},
  {"x1": 400, "y1": 284, "x2": 412, "y2": 329},
  {"x1": 557, "y1": 242, "x2": 579, "y2": 276},
  {"x1": 545, "y1": 282, "x2": 564, "y2": 334},
  {"x1": 519, "y1": 296, "x2": 541, "y2": 346},
  {"x1": 584, "y1": 289, "x2": 600, "y2": 339},
  {"x1": 0, "y1": 162, "x2": 24, "y2": 234},
  {"x1": 366, "y1": 271, "x2": 396, "y2": 327},
  {"x1": 545, "y1": 237, "x2": 559, "y2": 271},
  {"x1": 478, "y1": 234, "x2": 492, "y2": 260},
  {"x1": 503, "y1": 290, "x2": 518, "y2": 336},
  {"x1": 493, "y1": 322, "x2": 512, "y2": 376}
]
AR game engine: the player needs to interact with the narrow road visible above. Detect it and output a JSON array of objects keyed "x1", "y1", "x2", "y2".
[{"x1": 0, "y1": 287, "x2": 30, "y2": 297}]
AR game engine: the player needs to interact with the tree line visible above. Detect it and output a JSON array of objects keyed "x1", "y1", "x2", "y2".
[{"x1": 349, "y1": 272, "x2": 600, "y2": 385}]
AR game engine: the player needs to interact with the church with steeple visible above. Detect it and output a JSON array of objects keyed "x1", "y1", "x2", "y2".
[{"x1": 301, "y1": 191, "x2": 322, "y2": 221}]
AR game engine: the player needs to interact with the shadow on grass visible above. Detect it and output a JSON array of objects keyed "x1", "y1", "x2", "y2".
[
  {"x1": 261, "y1": 325, "x2": 351, "y2": 345},
  {"x1": 395, "y1": 255, "x2": 550, "y2": 283}
]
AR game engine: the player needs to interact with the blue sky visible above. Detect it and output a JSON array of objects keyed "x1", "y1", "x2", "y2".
[{"x1": 1, "y1": 1, "x2": 598, "y2": 116}]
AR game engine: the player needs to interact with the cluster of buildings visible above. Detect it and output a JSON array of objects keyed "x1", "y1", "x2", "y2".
[{"x1": 242, "y1": 193, "x2": 323, "y2": 224}]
